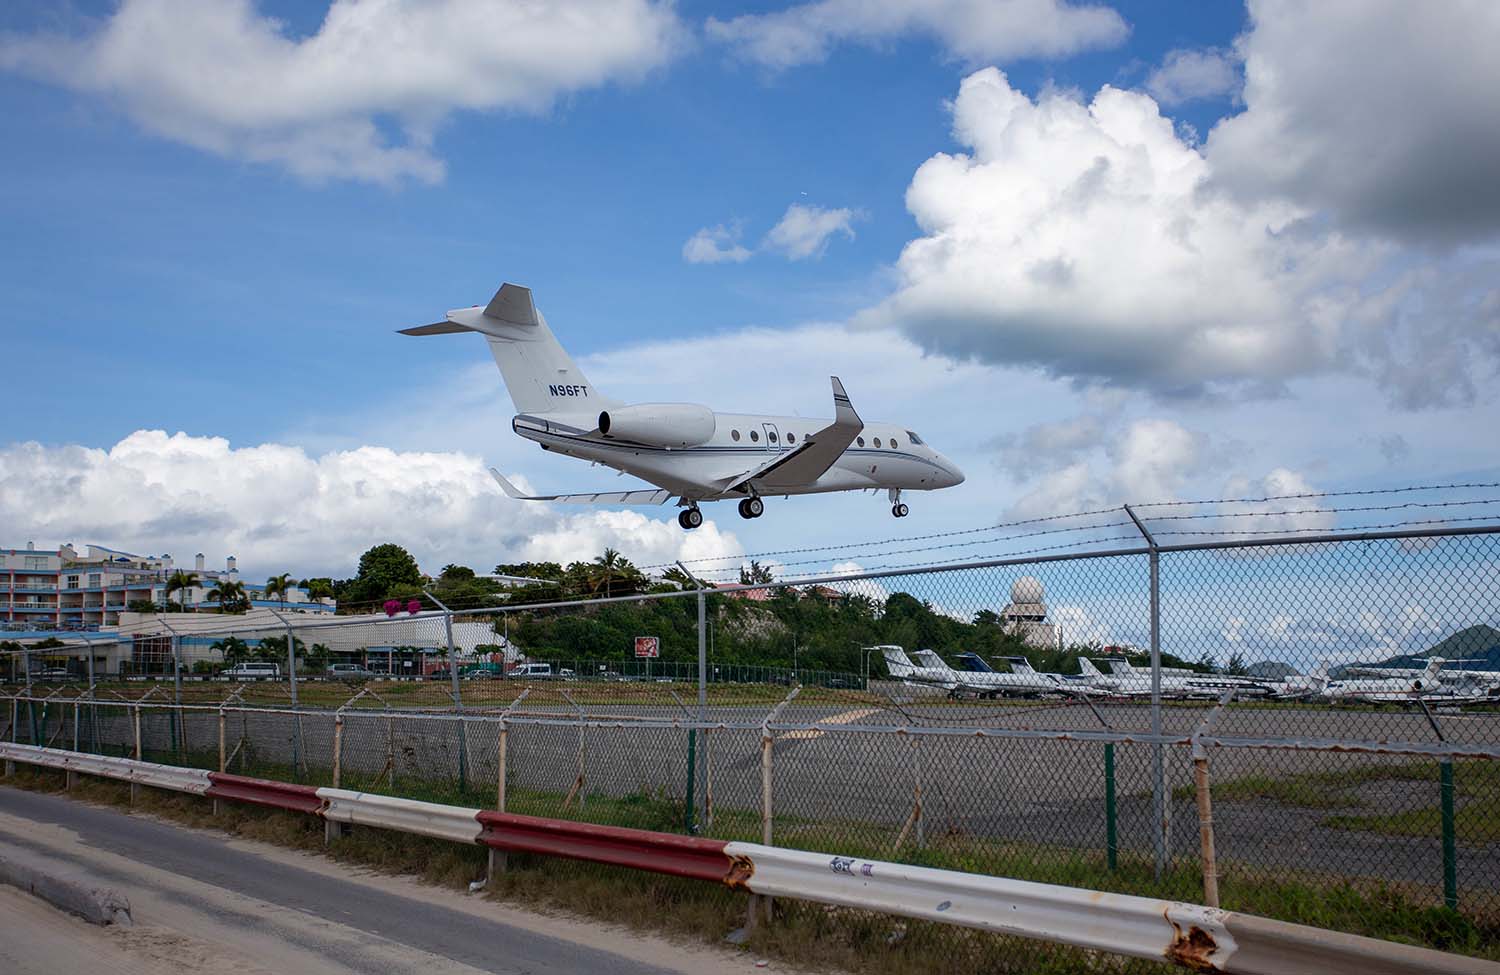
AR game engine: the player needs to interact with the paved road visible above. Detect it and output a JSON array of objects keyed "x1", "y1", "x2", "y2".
[{"x1": 0, "y1": 787, "x2": 767, "y2": 975}]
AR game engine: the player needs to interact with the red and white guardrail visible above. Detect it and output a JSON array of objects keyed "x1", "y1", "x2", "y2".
[{"x1": 1, "y1": 741, "x2": 1493, "y2": 975}]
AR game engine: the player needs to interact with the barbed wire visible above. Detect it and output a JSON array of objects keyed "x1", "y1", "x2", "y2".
[
  {"x1": 1151, "y1": 513, "x2": 1500, "y2": 538},
  {"x1": 639, "y1": 505, "x2": 1127, "y2": 571},
  {"x1": 1138, "y1": 497, "x2": 1500, "y2": 522},
  {"x1": 1131, "y1": 481, "x2": 1500, "y2": 509}
]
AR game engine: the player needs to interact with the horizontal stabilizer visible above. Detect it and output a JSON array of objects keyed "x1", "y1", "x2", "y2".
[
  {"x1": 399, "y1": 321, "x2": 473, "y2": 336},
  {"x1": 489, "y1": 468, "x2": 672, "y2": 506}
]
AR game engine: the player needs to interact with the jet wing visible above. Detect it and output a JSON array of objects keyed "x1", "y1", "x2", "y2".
[
  {"x1": 721, "y1": 377, "x2": 863, "y2": 495},
  {"x1": 489, "y1": 468, "x2": 673, "y2": 506}
]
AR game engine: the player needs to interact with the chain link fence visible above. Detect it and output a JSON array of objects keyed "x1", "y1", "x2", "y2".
[{"x1": 3, "y1": 518, "x2": 1499, "y2": 961}]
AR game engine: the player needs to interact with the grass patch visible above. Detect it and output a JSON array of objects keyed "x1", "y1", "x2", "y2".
[{"x1": 1176, "y1": 761, "x2": 1500, "y2": 812}]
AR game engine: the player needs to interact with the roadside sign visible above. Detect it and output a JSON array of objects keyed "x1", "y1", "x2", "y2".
[{"x1": 634, "y1": 636, "x2": 659, "y2": 658}]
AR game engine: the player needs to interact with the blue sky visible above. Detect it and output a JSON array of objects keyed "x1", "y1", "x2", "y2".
[{"x1": 2, "y1": 0, "x2": 1498, "y2": 597}]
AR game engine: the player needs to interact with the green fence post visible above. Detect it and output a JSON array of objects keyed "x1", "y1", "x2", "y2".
[
  {"x1": 684, "y1": 728, "x2": 697, "y2": 833},
  {"x1": 1441, "y1": 758, "x2": 1457, "y2": 910},
  {"x1": 1105, "y1": 742, "x2": 1118, "y2": 872}
]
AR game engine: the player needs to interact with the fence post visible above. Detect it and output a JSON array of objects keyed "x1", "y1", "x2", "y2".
[
  {"x1": 1441, "y1": 758, "x2": 1458, "y2": 909},
  {"x1": 1418, "y1": 699, "x2": 1458, "y2": 910},
  {"x1": 486, "y1": 689, "x2": 528, "y2": 882},
  {"x1": 1193, "y1": 752, "x2": 1218, "y2": 907},
  {"x1": 424, "y1": 590, "x2": 467, "y2": 794},
  {"x1": 269, "y1": 609, "x2": 303, "y2": 776},
  {"x1": 1124, "y1": 504, "x2": 1167, "y2": 881},
  {"x1": 67, "y1": 701, "x2": 80, "y2": 791},
  {"x1": 131, "y1": 703, "x2": 142, "y2": 804},
  {"x1": 3, "y1": 697, "x2": 14, "y2": 777},
  {"x1": 1104, "y1": 742, "x2": 1118, "y2": 871},
  {"x1": 752, "y1": 686, "x2": 801, "y2": 927},
  {"x1": 327, "y1": 712, "x2": 345, "y2": 846},
  {"x1": 215, "y1": 707, "x2": 226, "y2": 816}
]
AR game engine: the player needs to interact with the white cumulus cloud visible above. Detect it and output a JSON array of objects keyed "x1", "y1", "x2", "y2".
[
  {"x1": 763, "y1": 204, "x2": 861, "y2": 260},
  {"x1": 1206, "y1": 0, "x2": 1500, "y2": 242},
  {"x1": 1145, "y1": 47, "x2": 1240, "y2": 106},
  {"x1": 0, "y1": 430, "x2": 740, "y2": 580},
  {"x1": 682, "y1": 224, "x2": 753, "y2": 264},
  {"x1": 707, "y1": 0, "x2": 1127, "y2": 70},
  {"x1": 0, "y1": 0, "x2": 684, "y2": 185},
  {"x1": 859, "y1": 65, "x2": 1500, "y2": 405}
]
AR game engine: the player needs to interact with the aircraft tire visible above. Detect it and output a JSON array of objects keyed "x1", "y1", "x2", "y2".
[
  {"x1": 682, "y1": 507, "x2": 703, "y2": 529},
  {"x1": 747, "y1": 497, "x2": 764, "y2": 518},
  {"x1": 892, "y1": 503, "x2": 909, "y2": 518}
]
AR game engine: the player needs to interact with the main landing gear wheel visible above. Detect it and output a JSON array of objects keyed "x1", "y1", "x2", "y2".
[
  {"x1": 678, "y1": 507, "x2": 704, "y2": 530},
  {"x1": 891, "y1": 503, "x2": 909, "y2": 518},
  {"x1": 738, "y1": 497, "x2": 765, "y2": 519}
]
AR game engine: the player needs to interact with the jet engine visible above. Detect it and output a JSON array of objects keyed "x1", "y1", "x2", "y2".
[{"x1": 597, "y1": 403, "x2": 716, "y2": 448}]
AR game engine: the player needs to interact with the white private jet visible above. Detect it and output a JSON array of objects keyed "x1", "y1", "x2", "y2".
[
  {"x1": 401, "y1": 283, "x2": 964, "y2": 529},
  {"x1": 879, "y1": 646, "x2": 961, "y2": 692},
  {"x1": 953, "y1": 652, "x2": 1104, "y2": 698},
  {"x1": 1324, "y1": 658, "x2": 1464, "y2": 705}
]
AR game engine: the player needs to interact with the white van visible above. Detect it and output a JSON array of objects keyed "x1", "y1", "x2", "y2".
[
  {"x1": 224, "y1": 662, "x2": 281, "y2": 681},
  {"x1": 507, "y1": 663, "x2": 554, "y2": 679}
]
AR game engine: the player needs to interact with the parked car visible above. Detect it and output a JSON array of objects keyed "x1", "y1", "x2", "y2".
[
  {"x1": 224, "y1": 662, "x2": 280, "y2": 681},
  {"x1": 32, "y1": 667, "x2": 72, "y2": 682},
  {"x1": 460, "y1": 662, "x2": 504, "y2": 680},
  {"x1": 326, "y1": 663, "x2": 375, "y2": 681},
  {"x1": 506, "y1": 663, "x2": 554, "y2": 679}
]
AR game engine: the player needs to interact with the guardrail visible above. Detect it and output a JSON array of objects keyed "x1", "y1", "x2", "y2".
[{"x1": 1, "y1": 741, "x2": 1495, "y2": 975}]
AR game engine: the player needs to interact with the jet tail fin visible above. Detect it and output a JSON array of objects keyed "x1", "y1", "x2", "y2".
[
  {"x1": 956, "y1": 652, "x2": 994, "y2": 673},
  {"x1": 1078, "y1": 658, "x2": 1104, "y2": 678},
  {"x1": 401, "y1": 282, "x2": 616, "y2": 414}
]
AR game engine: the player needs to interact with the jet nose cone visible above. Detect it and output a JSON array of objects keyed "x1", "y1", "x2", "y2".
[{"x1": 935, "y1": 455, "x2": 964, "y2": 487}]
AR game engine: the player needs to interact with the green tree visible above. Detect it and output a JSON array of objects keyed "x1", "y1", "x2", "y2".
[
  {"x1": 206, "y1": 579, "x2": 249, "y2": 614},
  {"x1": 210, "y1": 636, "x2": 251, "y2": 665},
  {"x1": 344, "y1": 544, "x2": 422, "y2": 608},
  {"x1": 303, "y1": 578, "x2": 336, "y2": 602},
  {"x1": 166, "y1": 570, "x2": 200, "y2": 611},
  {"x1": 440, "y1": 564, "x2": 476, "y2": 581},
  {"x1": 264, "y1": 573, "x2": 294, "y2": 609},
  {"x1": 739, "y1": 560, "x2": 774, "y2": 585}
]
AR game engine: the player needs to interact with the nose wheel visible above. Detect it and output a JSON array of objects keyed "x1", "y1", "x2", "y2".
[
  {"x1": 677, "y1": 506, "x2": 703, "y2": 530},
  {"x1": 891, "y1": 503, "x2": 909, "y2": 518},
  {"x1": 737, "y1": 497, "x2": 764, "y2": 519}
]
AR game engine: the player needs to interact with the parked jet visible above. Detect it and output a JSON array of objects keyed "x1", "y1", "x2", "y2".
[
  {"x1": 1075, "y1": 658, "x2": 1272, "y2": 699},
  {"x1": 1345, "y1": 659, "x2": 1500, "y2": 692},
  {"x1": 878, "y1": 646, "x2": 959, "y2": 692},
  {"x1": 402, "y1": 283, "x2": 964, "y2": 529},
  {"x1": 954, "y1": 652, "x2": 1103, "y2": 698},
  {"x1": 1324, "y1": 658, "x2": 1457, "y2": 705},
  {"x1": 1263, "y1": 662, "x2": 1330, "y2": 701}
]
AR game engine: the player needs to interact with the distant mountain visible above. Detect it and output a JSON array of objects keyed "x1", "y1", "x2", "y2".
[
  {"x1": 1327, "y1": 624, "x2": 1500, "y2": 679},
  {"x1": 1424, "y1": 624, "x2": 1500, "y2": 661}
]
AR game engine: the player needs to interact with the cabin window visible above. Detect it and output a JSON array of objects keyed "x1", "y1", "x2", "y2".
[
  {"x1": 874, "y1": 437, "x2": 882, "y2": 447},
  {"x1": 750, "y1": 430, "x2": 760, "y2": 442},
  {"x1": 907, "y1": 430, "x2": 923, "y2": 445},
  {"x1": 731, "y1": 429, "x2": 740, "y2": 441},
  {"x1": 769, "y1": 431, "x2": 778, "y2": 443},
  {"x1": 890, "y1": 435, "x2": 901, "y2": 447},
  {"x1": 857, "y1": 437, "x2": 865, "y2": 447},
  {"x1": 786, "y1": 432, "x2": 796, "y2": 444}
]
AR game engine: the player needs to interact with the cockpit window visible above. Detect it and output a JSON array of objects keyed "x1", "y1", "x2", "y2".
[{"x1": 907, "y1": 430, "x2": 923, "y2": 445}]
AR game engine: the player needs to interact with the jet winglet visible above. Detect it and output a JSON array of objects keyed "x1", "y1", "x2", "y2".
[
  {"x1": 830, "y1": 375, "x2": 860, "y2": 425},
  {"x1": 489, "y1": 468, "x2": 529, "y2": 499},
  {"x1": 488, "y1": 467, "x2": 674, "y2": 506}
]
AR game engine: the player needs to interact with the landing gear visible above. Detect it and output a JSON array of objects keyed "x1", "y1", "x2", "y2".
[
  {"x1": 677, "y1": 506, "x2": 703, "y2": 530},
  {"x1": 891, "y1": 503, "x2": 909, "y2": 518},
  {"x1": 737, "y1": 497, "x2": 765, "y2": 519}
]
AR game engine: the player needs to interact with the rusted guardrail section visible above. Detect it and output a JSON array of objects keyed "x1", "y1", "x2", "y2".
[
  {"x1": 3, "y1": 741, "x2": 1496, "y2": 975},
  {"x1": 476, "y1": 811, "x2": 742, "y2": 885},
  {"x1": 204, "y1": 772, "x2": 324, "y2": 814}
]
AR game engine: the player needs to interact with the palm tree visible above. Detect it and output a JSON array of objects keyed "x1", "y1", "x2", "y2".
[
  {"x1": 206, "y1": 579, "x2": 248, "y2": 614},
  {"x1": 264, "y1": 573, "x2": 293, "y2": 609},
  {"x1": 210, "y1": 636, "x2": 251, "y2": 666},
  {"x1": 166, "y1": 570, "x2": 199, "y2": 612},
  {"x1": 304, "y1": 578, "x2": 335, "y2": 603}
]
